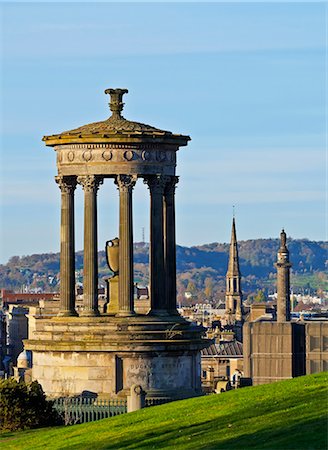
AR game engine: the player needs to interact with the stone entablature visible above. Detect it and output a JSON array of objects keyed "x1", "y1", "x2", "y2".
[{"x1": 55, "y1": 143, "x2": 178, "y2": 177}]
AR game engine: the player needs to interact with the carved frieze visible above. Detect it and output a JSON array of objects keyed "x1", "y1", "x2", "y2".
[{"x1": 55, "y1": 144, "x2": 176, "y2": 167}]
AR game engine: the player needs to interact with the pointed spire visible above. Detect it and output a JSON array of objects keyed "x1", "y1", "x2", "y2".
[
  {"x1": 225, "y1": 216, "x2": 243, "y2": 322},
  {"x1": 227, "y1": 217, "x2": 240, "y2": 277}
]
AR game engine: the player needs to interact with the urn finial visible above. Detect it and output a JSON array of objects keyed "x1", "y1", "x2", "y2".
[{"x1": 104, "y1": 88, "x2": 128, "y2": 118}]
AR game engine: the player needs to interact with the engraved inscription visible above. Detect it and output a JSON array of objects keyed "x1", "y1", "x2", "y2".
[{"x1": 123, "y1": 356, "x2": 192, "y2": 390}]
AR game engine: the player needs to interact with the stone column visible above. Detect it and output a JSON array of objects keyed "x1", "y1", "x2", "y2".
[
  {"x1": 115, "y1": 175, "x2": 137, "y2": 316},
  {"x1": 144, "y1": 175, "x2": 167, "y2": 315},
  {"x1": 77, "y1": 175, "x2": 103, "y2": 317},
  {"x1": 164, "y1": 176, "x2": 179, "y2": 315},
  {"x1": 55, "y1": 176, "x2": 77, "y2": 317},
  {"x1": 275, "y1": 230, "x2": 292, "y2": 323},
  {"x1": 276, "y1": 264, "x2": 291, "y2": 322}
]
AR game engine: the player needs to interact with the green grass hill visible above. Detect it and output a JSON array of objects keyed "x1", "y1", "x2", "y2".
[{"x1": 1, "y1": 372, "x2": 327, "y2": 450}]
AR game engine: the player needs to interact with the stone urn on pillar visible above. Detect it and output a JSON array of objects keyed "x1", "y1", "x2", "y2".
[{"x1": 105, "y1": 238, "x2": 120, "y2": 314}]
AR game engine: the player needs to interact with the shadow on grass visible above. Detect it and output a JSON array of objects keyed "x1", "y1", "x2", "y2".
[{"x1": 60, "y1": 415, "x2": 327, "y2": 450}]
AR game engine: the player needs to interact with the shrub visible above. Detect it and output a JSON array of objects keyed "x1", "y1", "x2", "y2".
[{"x1": 0, "y1": 378, "x2": 60, "y2": 431}]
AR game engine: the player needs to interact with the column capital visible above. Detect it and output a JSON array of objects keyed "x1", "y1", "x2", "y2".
[
  {"x1": 77, "y1": 175, "x2": 103, "y2": 193},
  {"x1": 144, "y1": 174, "x2": 169, "y2": 194},
  {"x1": 55, "y1": 175, "x2": 77, "y2": 194},
  {"x1": 164, "y1": 176, "x2": 179, "y2": 195},
  {"x1": 115, "y1": 174, "x2": 137, "y2": 192}
]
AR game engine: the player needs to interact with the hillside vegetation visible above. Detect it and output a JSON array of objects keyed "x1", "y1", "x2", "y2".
[
  {"x1": 0, "y1": 239, "x2": 327, "y2": 300},
  {"x1": 0, "y1": 372, "x2": 327, "y2": 450}
]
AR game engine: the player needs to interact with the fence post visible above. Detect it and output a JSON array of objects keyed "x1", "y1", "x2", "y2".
[{"x1": 127, "y1": 385, "x2": 146, "y2": 413}]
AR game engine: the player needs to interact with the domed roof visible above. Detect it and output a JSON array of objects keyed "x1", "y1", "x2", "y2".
[
  {"x1": 17, "y1": 350, "x2": 32, "y2": 368},
  {"x1": 43, "y1": 88, "x2": 190, "y2": 146}
]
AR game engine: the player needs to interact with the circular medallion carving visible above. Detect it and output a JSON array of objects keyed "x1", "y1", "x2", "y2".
[
  {"x1": 142, "y1": 150, "x2": 151, "y2": 161},
  {"x1": 57, "y1": 151, "x2": 63, "y2": 163},
  {"x1": 124, "y1": 150, "x2": 134, "y2": 161},
  {"x1": 82, "y1": 150, "x2": 92, "y2": 161},
  {"x1": 68, "y1": 151, "x2": 75, "y2": 162},
  {"x1": 102, "y1": 150, "x2": 112, "y2": 161},
  {"x1": 157, "y1": 151, "x2": 166, "y2": 162}
]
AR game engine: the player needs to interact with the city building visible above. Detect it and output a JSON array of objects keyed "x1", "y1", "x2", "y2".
[{"x1": 243, "y1": 230, "x2": 328, "y2": 385}]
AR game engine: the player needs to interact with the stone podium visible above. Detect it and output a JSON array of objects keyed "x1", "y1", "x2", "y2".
[{"x1": 25, "y1": 88, "x2": 209, "y2": 399}]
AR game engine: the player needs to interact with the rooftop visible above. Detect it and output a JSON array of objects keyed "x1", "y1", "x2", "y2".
[
  {"x1": 202, "y1": 340, "x2": 243, "y2": 357},
  {"x1": 43, "y1": 88, "x2": 190, "y2": 145}
]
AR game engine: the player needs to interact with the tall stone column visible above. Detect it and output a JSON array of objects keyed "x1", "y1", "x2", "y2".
[
  {"x1": 77, "y1": 175, "x2": 103, "y2": 317},
  {"x1": 115, "y1": 175, "x2": 137, "y2": 316},
  {"x1": 145, "y1": 175, "x2": 167, "y2": 315},
  {"x1": 55, "y1": 176, "x2": 77, "y2": 317},
  {"x1": 275, "y1": 229, "x2": 292, "y2": 322},
  {"x1": 164, "y1": 176, "x2": 179, "y2": 315}
]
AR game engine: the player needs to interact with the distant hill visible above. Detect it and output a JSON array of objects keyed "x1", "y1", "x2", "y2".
[
  {"x1": 0, "y1": 239, "x2": 327, "y2": 299},
  {"x1": 1, "y1": 372, "x2": 327, "y2": 449}
]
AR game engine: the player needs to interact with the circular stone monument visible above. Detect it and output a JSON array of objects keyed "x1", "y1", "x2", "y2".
[{"x1": 25, "y1": 88, "x2": 210, "y2": 400}]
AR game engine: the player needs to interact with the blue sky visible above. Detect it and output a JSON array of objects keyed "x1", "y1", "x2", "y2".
[{"x1": 0, "y1": 2, "x2": 326, "y2": 263}]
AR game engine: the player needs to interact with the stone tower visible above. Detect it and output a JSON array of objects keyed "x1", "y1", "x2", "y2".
[
  {"x1": 225, "y1": 218, "x2": 243, "y2": 322},
  {"x1": 275, "y1": 229, "x2": 292, "y2": 322},
  {"x1": 25, "y1": 88, "x2": 210, "y2": 400}
]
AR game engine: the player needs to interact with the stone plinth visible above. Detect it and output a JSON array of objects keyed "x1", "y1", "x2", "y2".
[
  {"x1": 25, "y1": 315, "x2": 208, "y2": 399},
  {"x1": 106, "y1": 277, "x2": 119, "y2": 314}
]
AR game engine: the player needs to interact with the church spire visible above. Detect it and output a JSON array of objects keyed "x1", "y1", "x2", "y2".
[
  {"x1": 225, "y1": 217, "x2": 243, "y2": 321},
  {"x1": 227, "y1": 217, "x2": 241, "y2": 277}
]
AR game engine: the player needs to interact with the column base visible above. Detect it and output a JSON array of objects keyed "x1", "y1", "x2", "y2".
[
  {"x1": 148, "y1": 309, "x2": 171, "y2": 317},
  {"x1": 116, "y1": 311, "x2": 136, "y2": 318},
  {"x1": 80, "y1": 309, "x2": 100, "y2": 317},
  {"x1": 57, "y1": 310, "x2": 78, "y2": 317}
]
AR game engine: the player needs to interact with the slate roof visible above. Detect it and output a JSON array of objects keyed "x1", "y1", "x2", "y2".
[
  {"x1": 43, "y1": 89, "x2": 190, "y2": 144},
  {"x1": 201, "y1": 341, "x2": 243, "y2": 357}
]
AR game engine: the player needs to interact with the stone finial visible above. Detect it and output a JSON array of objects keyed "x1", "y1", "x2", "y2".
[
  {"x1": 104, "y1": 88, "x2": 128, "y2": 118},
  {"x1": 279, "y1": 229, "x2": 288, "y2": 253}
]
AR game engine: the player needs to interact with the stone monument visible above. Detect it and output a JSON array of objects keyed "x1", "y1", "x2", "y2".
[{"x1": 25, "y1": 88, "x2": 210, "y2": 399}]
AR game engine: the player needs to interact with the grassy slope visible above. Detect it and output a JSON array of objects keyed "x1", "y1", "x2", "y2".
[{"x1": 1, "y1": 373, "x2": 327, "y2": 450}]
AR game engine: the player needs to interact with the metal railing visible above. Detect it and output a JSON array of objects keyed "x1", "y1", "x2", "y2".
[
  {"x1": 53, "y1": 397, "x2": 127, "y2": 424},
  {"x1": 52, "y1": 396, "x2": 173, "y2": 425}
]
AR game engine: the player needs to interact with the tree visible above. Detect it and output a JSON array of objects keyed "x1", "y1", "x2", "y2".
[
  {"x1": 254, "y1": 289, "x2": 266, "y2": 303},
  {"x1": 204, "y1": 277, "x2": 213, "y2": 299},
  {"x1": 186, "y1": 281, "x2": 196, "y2": 295},
  {"x1": 0, "y1": 379, "x2": 60, "y2": 431}
]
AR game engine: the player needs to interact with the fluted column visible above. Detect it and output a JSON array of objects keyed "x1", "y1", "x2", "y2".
[
  {"x1": 164, "y1": 176, "x2": 179, "y2": 315},
  {"x1": 77, "y1": 175, "x2": 103, "y2": 317},
  {"x1": 115, "y1": 175, "x2": 137, "y2": 316},
  {"x1": 145, "y1": 175, "x2": 167, "y2": 316},
  {"x1": 55, "y1": 175, "x2": 77, "y2": 317}
]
